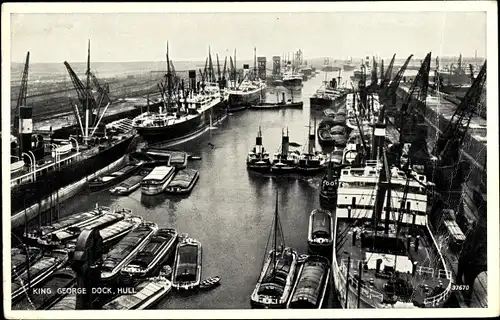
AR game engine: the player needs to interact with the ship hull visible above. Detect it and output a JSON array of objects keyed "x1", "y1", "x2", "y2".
[
  {"x1": 11, "y1": 134, "x2": 136, "y2": 217},
  {"x1": 228, "y1": 88, "x2": 264, "y2": 110},
  {"x1": 136, "y1": 101, "x2": 226, "y2": 143},
  {"x1": 283, "y1": 78, "x2": 303, "y2": 89}
]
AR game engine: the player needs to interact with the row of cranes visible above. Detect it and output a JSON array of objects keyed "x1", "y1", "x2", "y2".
[{"x1": 349, "y1": 50, "x2": 487, "y2": 306}]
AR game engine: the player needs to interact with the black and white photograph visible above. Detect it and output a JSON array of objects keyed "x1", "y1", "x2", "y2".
[{"x1": 2, "y1": 2, "x2": 498, "y2": 318}]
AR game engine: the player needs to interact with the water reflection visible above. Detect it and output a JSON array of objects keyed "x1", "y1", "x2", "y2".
[{"x1": 42, "y1": 73, "x2": 332, "y2": 309}]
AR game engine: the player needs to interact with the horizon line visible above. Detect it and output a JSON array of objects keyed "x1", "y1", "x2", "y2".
[{"x1": 11, "y1": 55, "x2": 487, "y2": 65}]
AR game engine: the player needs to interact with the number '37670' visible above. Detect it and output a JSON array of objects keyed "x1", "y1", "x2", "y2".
[{"x1": 451, "y1": 284, "x2": 470, "y2": 291}]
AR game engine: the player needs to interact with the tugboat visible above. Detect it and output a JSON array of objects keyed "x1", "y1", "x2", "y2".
[
  {"x1": 287, "y1": 255, "x2": 331, "y2": 309},
  {"x1": 121, "y1": 228, "x2": 178, "y2": 279},
  {"x1": 250, "y1": 191, "x2": 298, "y2": 308},
  {"x1": 101, "y1": 221, "x2": 158, "y2": 283},
  {"x1": 270, "y1": 129, "x2": 299, "y2": 174},
  {"x1": 307, "y1": 208, "x2": 334, "y2": 255},
  {"x1": 132, "y1": 44, "x2": 226, "y2": 145},
  {"x1": 246, "y1": 127, "x2": 271, "y2": 173},
  {"x1": 10, "y1": 44, "x2": 136, "y2": 223},
  {"x1": 172, "y1": 237, "x2": 203, "y2": 291},
  {"x1": 297, "y1": 119, "x2": 326, "y2": 175},
  {"x1": 331, "y1": 116, "x2": 453, "y2": 308},
  {"x1": 102, "y1": 277, "x2": 172, "y2": 310},
  {"x1": 319, "y1": 156, "x2": 339, "y2": 209}
]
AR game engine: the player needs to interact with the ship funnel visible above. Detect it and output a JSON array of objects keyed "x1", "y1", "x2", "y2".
[
  {"x1": 255, "y1": 127, "x2": 263, "y2": 154},
  {"x1": 19, "y1": 105, "x2": 33, "y2": 156},
  {"x1": 243, "y1": 64, "x2": 250, "y2": 79},
  {"x1": 189, "y1": 70, "x2": 196, "y2": 93},
  {"x1": 282, "y1": 129, "x2": 290, "y2": 156}
]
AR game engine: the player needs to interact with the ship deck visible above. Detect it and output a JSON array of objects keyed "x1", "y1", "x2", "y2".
[{"x1": 336, "y1": 219, "x2": 451, "y2": 306}]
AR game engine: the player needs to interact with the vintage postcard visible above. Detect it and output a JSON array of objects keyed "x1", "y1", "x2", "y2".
[{"x1": 2, "y1": 1, "x2": 498, "y2": 319}]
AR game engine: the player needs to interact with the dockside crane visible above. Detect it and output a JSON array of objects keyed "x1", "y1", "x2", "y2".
[
  {"x1": 384, "y1": 54, "x2": 413, "y2": 112},
  {"x1": 397, "y1": 52, "x2": 432, "y2": 166},
  {"x1": 379, "y1": 54, "x2": 396, "y2": 89},
  {"x1": 64, "y1": 41, "x2": 101, "y2": 141},
  {"x1": 14, "y1": 51, "x2": 30, "y2": 156},
  {"x1": 433, "y1": 61, "x2": 486, "y2": 167}
]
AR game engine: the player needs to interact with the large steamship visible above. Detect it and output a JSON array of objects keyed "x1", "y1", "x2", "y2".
[
  {"x1": 331, "y1": 111, "x2": 452, "y2": 309},
  {"x1": 226, "y1": 48, "x2": 267, "y2": 111},
  {"x1": 133, "y1": 45, "x2": 227, "y2": 145},
  {"x1": 10, "y1": 44, "x2": 136, "y2": 222}
]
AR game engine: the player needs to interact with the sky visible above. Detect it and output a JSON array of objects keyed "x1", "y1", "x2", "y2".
[{"x1": 9, "y1": 10, "x2": 487, "y2": 64}]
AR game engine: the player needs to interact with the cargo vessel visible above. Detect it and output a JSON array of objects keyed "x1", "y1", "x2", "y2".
[
  {"x1": 132, "y1": 45, "x2": 226, "y2": 144},
  {"x1": 10, "y1": 46, "x2": 136, "y2": 220},
  {"x1": 331, "y1": 121, "x2": 452, "y2": 308}
]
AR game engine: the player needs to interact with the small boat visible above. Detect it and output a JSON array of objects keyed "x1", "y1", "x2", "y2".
[
  {"x1": 319, "y1": 156, "x2": 340, "y2": 208},
  {"x1": 187, "y1": 154, "x2": 202, "y2": 161},
  {"x1": 12, "y1": 268, "x2": 75, "y2": 310},
  {"x1": 297, "y1": 119, "x2": 326, "y2": 174},
  {"x1": 251, "y1": 192, "x2": 298, "y2": 308},
  {"x1": 11, "y1": 247, "x2": 42, "y2": 279},
  {"x1": 247, "y1": 127, "x2": 272, "y2": 173},
  {"x1": 11, "y1": 250, "x2": 69, "y2": 303},
  {"x1": 37, "y1": 209, "x2": 128, "y2": 249},
  {"x1": 121, "y1": 228, "x2": 178, "y2": 278},
  {"x1": 307, "y1": 209, "x2": 334, "y2": 254},
  {"x1": 172, "y1": 237, "x2": 202, "y2": 291},
  {"x1": 141, "y1": 166, "x2": 176, "y2": 195},
  {"x1": 199, "y1": 276, "x2": 221, "y2": 290},
  {"x1": 101, "y1": 221, "x2": 158, "y2": 282},
  {"x1": 318, "y1": 127, "x2": 334, "y2": 146},
  {"x1": 97, "y1": 215, "x2": 143, "y2": 247},
  {"x1": 165, "y1": 169, "x2": 200, "y2": 194},
  {"x1": 102, "y1": 277, "x2": 172, "y2": 310},
  {"x1": 270, "y1": 129, "x2": 299, "y2": 174},
  {"x1": 156, "y1": 150, "x2": 188, "y2": 170},
  {"x1": 159, "y1": 265, "x2": 173, "y2": 278},
  {"x1": 110, "y1": 167, "x2": 153, "y2": 195},
  {"x1": 23, "y1": 208, "x2": 105, "y2": 245},
  {"x1": 287, "y1": 255, "x2": 331, "y2": 309},
  {"x1": 89, "y1": 161, "x2": 144, "y2": 192}
]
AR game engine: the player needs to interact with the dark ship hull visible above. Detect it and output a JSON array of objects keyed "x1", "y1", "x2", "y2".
[
  {"x1": 282, "y1": 78, "x2": 303, "y2": 89},
  {"x1": 228, "y1": 89, "x2": 264, "y2": 111},
  {"x1": 136, "y1": 101, "x2": 226, "y2": 143},
  {"x1": 11, "y1": 134, "x2": 136, "y2": 216}
]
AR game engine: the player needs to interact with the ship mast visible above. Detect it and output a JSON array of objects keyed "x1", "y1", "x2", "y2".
[
  {"x1": 85, "y1": 39, "x2": 91, "y2": 141},
  {"x1": 272, "y1": 191, "x2": 279, "y2": 276},
  {"x1": 253, "y1": 46, "x2": 257, "y2": 81},
  {"x1": 166, "y1": 41, "x2": 172, "y2": 111}
]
